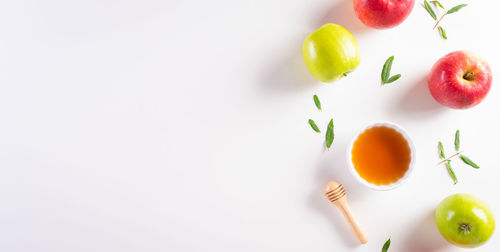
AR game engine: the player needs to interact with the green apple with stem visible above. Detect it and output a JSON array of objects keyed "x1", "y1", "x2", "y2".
[
  {"x1": 303, "y1": 23, "x2": 360, "y2": 83},
  {"x1": 436, "y1": 193, "x2": 495, "y2": 248}
]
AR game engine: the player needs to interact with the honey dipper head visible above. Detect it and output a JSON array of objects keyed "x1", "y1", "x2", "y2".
[{"x1": 324, "y1": 181, "x2": 346, "y2": 202}]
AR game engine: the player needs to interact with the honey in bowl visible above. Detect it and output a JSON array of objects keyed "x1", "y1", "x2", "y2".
[{"x1": 351, "y1": 126, "x2": 412, "y2": 186}]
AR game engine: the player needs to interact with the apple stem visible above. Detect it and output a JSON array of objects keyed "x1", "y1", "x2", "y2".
[
  {"x1": 463, "y1": 71, "x2": 475, "y2": 81},
  {"x1": 437, "y1": 151, "x2": 463, "y2": 165},
  {"x1": 460, "y1": 223, "x2": 471, "y2": 233},
  {"x1": 433, "y1": 13, "x2": 447, "y2": 29},
  {"x1": 342, "y1": 73, "x2": 347, "y2": 77}
]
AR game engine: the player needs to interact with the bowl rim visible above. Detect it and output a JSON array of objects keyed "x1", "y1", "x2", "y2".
[{"x1": 346, "y1": 121, "x2": 416, "y2": 191}]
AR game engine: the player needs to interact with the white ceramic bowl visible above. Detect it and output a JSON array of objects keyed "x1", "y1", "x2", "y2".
[{"x1": 346, "y1": 121, "x2": 416, "y2": 191}]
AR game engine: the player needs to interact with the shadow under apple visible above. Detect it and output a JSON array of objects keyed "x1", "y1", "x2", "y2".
[
  {"x1": 393, "y1": 75, "x2": 446, "y2": 117},
  {"x1": 317, "y1": 0, "x2": 368, "y2": 34},
  {"x1": 259, "y1": 36, "x2": 319, "y2": 93},
  {"x1": 401, "y1": 210, "x2": 450, "y2": 252}
]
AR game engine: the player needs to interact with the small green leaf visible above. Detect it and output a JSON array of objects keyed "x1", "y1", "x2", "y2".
[
  {"x1": 382, "y1": 238, "x2": 391, "y2": 252},
  {"x1": 438, "y1": 26, "x2": 447, "y2": 39},
  {"x1": 454, "y1": 130, "x2": 460, "y2": 151},
  {"x1": 431, "y1": 0, "x2": 444, "y2": 9},
  {"x1": 308, "y1": 119, "x2": 321, "y2": 133},
  {"x1": 438, "y1": 141, "x2": 445, "y2": 159},
  {"x1": 384, "y1": 74, "x2": 401, "y2": 84},
  {"x1": 447, "y1": 4, "x2": 467, "y2": 14},
  {"x1": 424, "y1": 0, "x2": 438, "y2": 20},
  {"x1": 325, "y1": 119, "x2": 334, "y2": 149},
  {"x1": 445, "y1": 160, "x2": 458, "y2": 185},
  {"x1": 313, "y1": 94, "x2": 321, "y2": 110},
  {"x1": 381, "y1": 56, "x2": 394, "y2": 82},
  {"x1": 460, "y1": 155, "x2": 479, "y2": 169}
]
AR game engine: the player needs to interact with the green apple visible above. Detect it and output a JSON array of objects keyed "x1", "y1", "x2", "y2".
[
  {"x1": 303, "y1": 23, "x2": 360, "y2": 83},
  {"x1": 435, "y1": 193, "x2": 495, "y2": 248}
]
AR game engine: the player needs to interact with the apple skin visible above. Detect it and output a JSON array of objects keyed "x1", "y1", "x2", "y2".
[
  {"x1": 303, "y1": 23, "x2": 360, "y2": 83},
  {"x1": 353, "y1": 0, "x2": 415, "y2": 29},
  {"x1": 428, "y1": 51, "x2": 492, "y2": 109},
  {"x1": 436, "y1": 194, "x2": 495, "y2": 248}
]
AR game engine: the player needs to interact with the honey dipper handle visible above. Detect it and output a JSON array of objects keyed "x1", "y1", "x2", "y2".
[{"x1": 335, "y1": 197, "x2": 368, "y2": 244}]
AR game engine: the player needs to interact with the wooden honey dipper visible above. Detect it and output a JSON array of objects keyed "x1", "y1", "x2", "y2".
[{"x1": 324, "y1": 180, "x2": 368, "y2": 244}]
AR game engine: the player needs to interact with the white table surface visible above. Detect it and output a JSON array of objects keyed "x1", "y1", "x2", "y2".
[{"x1": 0, "y1": 0, "x2": 498, "y2": 251}]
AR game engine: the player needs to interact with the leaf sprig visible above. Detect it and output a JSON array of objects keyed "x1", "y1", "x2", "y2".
[
  {"x1": 423, "y1": 0, "x2": 468, "y2": 39},
  {"x1": 308, "y1": 95, "x2": 335, "y2": 149},
  {"x1": 437, "y1": 26, "x2": 447, "y2": 39},
  {"x1": 308, "y1": 119, "x2": 320, "y2": 133},
  {"x1": 313, "y1": 94, "x2": 321, "y2": 110},
  {"x1": 437, "y1": 129, "x2": 480, "y2": 185},
  {"x1": 381, "y1": 56, "x2": 401, "y2": 84},
  {"x1": 431, "y1": 0, "x2": 444, "y2": 9},
  {"x1": 460, "y1": 155, "x2": 479, "y2": 169},
  {"x1": 424, "y1": 0, "x2": 437, "y2": 20},
  {"x1": 433, "y1": 4, "x2": 468, "y2": 29},
  {"x1": 325, "y1": 119, "x2": 334, "y2": 149},
  {"x1": 445, "y1": 160, "x2": 457, "y2": 185},
  {"x1": 382, "y1": 238, "x2": 391, "y2": 252}
]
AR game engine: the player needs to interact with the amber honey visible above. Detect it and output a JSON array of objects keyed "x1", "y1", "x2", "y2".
[{"x1": 351, "y1": 126, "x2": 412, "y2": 185}]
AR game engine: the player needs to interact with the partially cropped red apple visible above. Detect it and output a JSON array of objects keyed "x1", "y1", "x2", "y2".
[
  {"x1": 353, "y1": 0, "x2": 415, "y2": 29},
  {"x1": 428, "y1": 51, "x2": 492, "y2": 109}
]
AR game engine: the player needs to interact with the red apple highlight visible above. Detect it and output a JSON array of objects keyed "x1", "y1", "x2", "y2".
[
  {"x1": 428, "y1": 51, "x2": 492, "y2": 109},
  {"x1": 353, "y1": 0, "x2": 415, "y2": 29}
]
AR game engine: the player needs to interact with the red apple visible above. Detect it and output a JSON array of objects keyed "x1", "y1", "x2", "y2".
[
  {"x1": 353, "y1": 0, "x2": 415, "y2": 29},
  {"x1": 428, "y1": 51, "x2": 492, "y2": 109}
]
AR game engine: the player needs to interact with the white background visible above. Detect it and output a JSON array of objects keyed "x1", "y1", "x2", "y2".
[{"x1": 0, "y1": 0, "x2": 498, "y2": 251}]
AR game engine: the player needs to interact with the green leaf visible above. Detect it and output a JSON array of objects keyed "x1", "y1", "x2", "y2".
[
  {"x1": 454, "y1": 130, "x2": 460, "y2": 151},
  {"x1": 382, "y1": 238, "x2": 391, "y2": 252},
  {"x1": 460, "y1": 155, "x2": 480, "y2": 169},
  {"x1": 424, "y1": 0, "x2": 438, "y2": 20},
  {"x1": 308, "y1": 119, "x2": 321, "y2": 133},
  {"x1": 384, "y1": 74, "x2": 401, "y2": 84},
  {"x1": 431, "y1": 0, "x2": 444, "y2": 9},
  {"x1": 381, "y1": 56, "x2": 394, "y2": 82},
  {"x1": 438, "y1": 26, "x2": 447, "y2": 39},
  {"x1": 325, "y1": 119, "x2": 334, "y2": 149},
  {"x1": 313, "y1": 94, "x2": 321, "y2": 110},
  {"x1": 445, "y1": 160, "x2": 458, "y2": 185},
  {"x1": 447, "y1": 4, "x2": 467, "y2": 14},
  {"x1": 438, "y1": 141, "x2": 445, "y2": 159}
]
